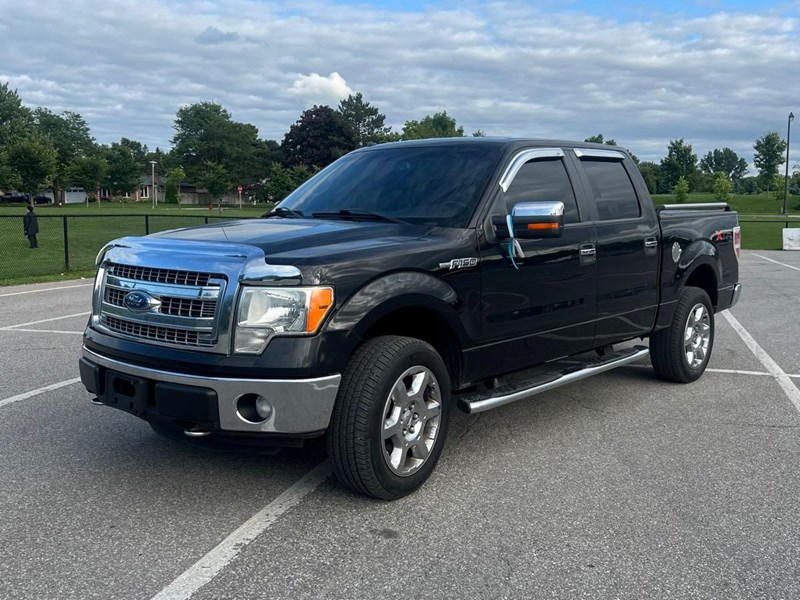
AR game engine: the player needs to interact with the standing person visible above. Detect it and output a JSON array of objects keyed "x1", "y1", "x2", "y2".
[{"x1": 23, "y1": 204, "x2": 39, "y2": 248}]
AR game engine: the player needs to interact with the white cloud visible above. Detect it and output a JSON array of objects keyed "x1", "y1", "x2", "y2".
[
  {"x1": 0, "y1": 0, "x2": 798, "y2": 167},
  {"x1": 287, "y1": 72, "x2": 353, "y2": 102}
]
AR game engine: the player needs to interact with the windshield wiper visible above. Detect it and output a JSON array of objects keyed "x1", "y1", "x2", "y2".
[
  {"x1": 311, "y1": 209, "x2": 410, "y2": 225},
  {"x1": 262, "y1": 206, "x2": 305, "y2": 219}
]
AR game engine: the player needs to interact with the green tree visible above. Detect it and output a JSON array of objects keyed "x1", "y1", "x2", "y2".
[
  {"x1": 118, "y1": 137, "x2": 149, "y2": 171},
  {"x1": 104, "y1": 143, "x2": 141, "y2": 197},
  {"x1": 637, "y1": 161, "x2": 659, "y2": 195},
  {"x1": 472, "y1": 129, "x2": 487, "y2": 137},
  {"x1": 34, "y1": 108, "x2": 94, "y2": 201},
  {"x1": 282, "y1": 105, "x2": 357, "y2": 169},
  {"x1": 264, "y1": 163, "x2": 295, "y2": 202},
  {"x1": 584, "y1": 134, "x2": 617, "y2": 145},
  {"x1": 699, "y1": 147, "x2": 748, "y2": 181},
  {"x1": 659, "y1": 139, "x2": 698, "y2": 192},
  {"x1": 0, "y1": 150, "x2": 21, "y2": 190},
  {"x1": 773, "y1": 174, "x2": 786, "y2": 203},
  {"x1": 713, "y1": 172, "x2": 732, "y2": 202},
  {"x1": 171, "y1": 101, "x2": 274, "y2": 185},
  {"x1": 164, "y1": 166, "x2": 186, "y2": 203},
  {"x1": 7, "y1": 136, "x2": 57, "y2": 199},
  {"x1": 200, "y1": 161, "x2": 229, "y2": 203},
  {"x1": 337, "y1": 92, "x2": 392, "y2": 147},
  {"x1": 289, "y1": 164, "x2": 315, "y2": 188},
  {"x1": 735, "y1": 176, "x2": 761, "y2": 195},
  {"x1": 674, "y1": 176, "x2": 690, "y2": 203},
  {"x1": 68, "y1": 154, "x2": 108, "y2": 200},
  {"x1": 753, "y1": 132, "x2": 787, "y2": 193},
  {"x1": 401, "y1": 111, "x2": 464, "y2": 140},
  {"x1": 0, "y1": 82, "x2": 34, "y2": 149}
]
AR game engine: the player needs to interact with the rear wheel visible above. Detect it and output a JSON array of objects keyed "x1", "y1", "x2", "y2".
[
  {"x1": 327, "y1": 335, "x2": 451, "y2": 500},
  {"x1": 650, "y1": 286, "x2": 715, "y2": 383}
]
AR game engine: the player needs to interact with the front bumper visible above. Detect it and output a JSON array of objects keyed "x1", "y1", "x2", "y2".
[{"x1": 80, "y1": 346, "x2": 341, "y2": 435}]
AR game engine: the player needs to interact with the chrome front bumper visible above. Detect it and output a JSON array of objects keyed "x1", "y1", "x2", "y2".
[{"x1": 81, "y1": 346, "x2": 341, "y2": 434}]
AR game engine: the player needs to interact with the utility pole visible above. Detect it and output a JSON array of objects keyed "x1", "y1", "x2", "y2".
[{"x1": 783, "y1": 112, "x2": 794, "y2": 215}]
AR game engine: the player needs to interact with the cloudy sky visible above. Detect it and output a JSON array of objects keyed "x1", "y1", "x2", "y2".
[{"x1": 1, "y1": 0, "x2": 799, "y2": 167}]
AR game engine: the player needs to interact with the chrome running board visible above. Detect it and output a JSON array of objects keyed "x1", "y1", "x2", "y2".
[{"x1": 457, "y1": 346, "x2": 650, "y2": 414}]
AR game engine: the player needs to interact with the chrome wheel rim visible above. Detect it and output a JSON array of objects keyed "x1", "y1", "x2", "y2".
[
  {"x1": 381, "y1": 366, "x2": 442, "y2": 477},
  {"x1": 684, "y1": 303, "x2": 711, "y2": 369}
]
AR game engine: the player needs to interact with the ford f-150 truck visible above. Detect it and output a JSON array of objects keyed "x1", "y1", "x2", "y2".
[{"x1": 80, "y1": 138, "x2": 742, "y2": 499}]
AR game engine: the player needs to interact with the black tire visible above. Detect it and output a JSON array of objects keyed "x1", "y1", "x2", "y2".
[
  {"x1": 650, "y1": 286, "x2": 715, "y2": 383},
  {"x1": 327, "y1": 335, "x2": 451, "y2": 500}
]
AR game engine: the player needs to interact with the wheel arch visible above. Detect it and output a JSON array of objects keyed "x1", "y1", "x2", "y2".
[{"x1": 326, "y1": 272, "x2": 468, "y2": 387}]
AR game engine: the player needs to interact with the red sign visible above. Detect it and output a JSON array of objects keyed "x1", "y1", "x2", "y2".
[{"x1": 237, "y1": 185, "x2": 243, "y2": 193}]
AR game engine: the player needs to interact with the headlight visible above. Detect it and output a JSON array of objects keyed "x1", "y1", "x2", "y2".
[{"x1": 234, "y1": 286, "x2": 334, "y2": 354}]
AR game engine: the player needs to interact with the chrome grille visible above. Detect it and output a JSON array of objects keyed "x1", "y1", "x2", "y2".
[
  {"x1": 108, "y1": 263, "x2": 216, "y2": 287},
  {"x1": 103, "y1": 316, "x2": 213, "y2": 347},
  {"x1": 160, "y1": 297, "x2": 217, "y2": 318},
  {"x1": 99, "y1": 262, "x2": 225, "y2": 352},
  {"x1": 104, "y1": 287, "x2": 217, "y2": 318}
]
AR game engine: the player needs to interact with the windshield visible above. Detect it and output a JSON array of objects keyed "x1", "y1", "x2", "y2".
[{"x1": 277, "y1": 144, "x2": 503, "y2": 228}]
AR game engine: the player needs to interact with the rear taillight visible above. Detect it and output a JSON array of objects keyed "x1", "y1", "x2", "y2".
[{"x1": 733, "y1": 225, "x2": 741, "y2": 259}]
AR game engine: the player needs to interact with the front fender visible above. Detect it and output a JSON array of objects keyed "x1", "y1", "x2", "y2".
[{"x1": 327, "y1": 271, "x2": 461, "y2": 335}]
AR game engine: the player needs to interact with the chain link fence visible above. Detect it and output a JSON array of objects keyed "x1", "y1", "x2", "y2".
[{"x1": 0, "y1": 214, "x2": 254, "y2": 283}]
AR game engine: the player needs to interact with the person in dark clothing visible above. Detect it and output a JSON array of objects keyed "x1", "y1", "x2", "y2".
[{"x1": 23, "y1": 205, "x2": 39, "y2": 248}]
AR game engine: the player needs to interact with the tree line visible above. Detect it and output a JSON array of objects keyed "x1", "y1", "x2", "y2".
[{"x1": 0, "y1": 81, "x2": 796, "y2": 205}]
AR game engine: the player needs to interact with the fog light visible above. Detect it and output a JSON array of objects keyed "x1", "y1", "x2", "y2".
[
  {"x1": 255, "y1": 395, "x2": 273, "y2": 420},
  {"x1": 236, "y1": 393, "x2": 273, "y2": 424}
]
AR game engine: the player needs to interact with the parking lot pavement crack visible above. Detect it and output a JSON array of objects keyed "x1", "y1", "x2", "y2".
[
  {"x1": 671, "y1": 418, "x2": 800, "y2": 430},
  {"x1": 455, "y1": 413, "x2": 483, "y2": 445},
  {"x1": 558, "y1": 389, "x2": 617, "y2": 416}
]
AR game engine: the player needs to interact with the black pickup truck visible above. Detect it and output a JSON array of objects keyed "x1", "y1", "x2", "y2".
[{"x1": 80, "y1": 138, "x2": 741, "y2": 499}]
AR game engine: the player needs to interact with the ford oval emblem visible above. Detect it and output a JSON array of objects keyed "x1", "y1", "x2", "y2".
[{"x1": 123, "y1": 290, "x2": 156, "y2": 311}]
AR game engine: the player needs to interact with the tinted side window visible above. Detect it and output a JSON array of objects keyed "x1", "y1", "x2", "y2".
[
  {"x1": 581, "y1": 159, "x2": 641, "y2": 220},
  {"x1": 504, "y1": 158, "x2": 580, "y2": 223}
]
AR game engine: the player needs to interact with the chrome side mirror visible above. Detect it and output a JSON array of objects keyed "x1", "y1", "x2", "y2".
[{"x1": 510, "y1": 201, "x2": 565, "y2": 239}]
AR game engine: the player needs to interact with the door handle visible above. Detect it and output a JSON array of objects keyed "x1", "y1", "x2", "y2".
[
  {"x1": 644, "y1": 238, "x2": 658, "y2": 248},
  {"x1": 579, "y1": 243, "x2": 596, "y2": 265}
]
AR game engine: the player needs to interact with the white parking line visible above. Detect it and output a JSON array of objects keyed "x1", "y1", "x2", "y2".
[
  {"x1": 0, "y1": 283, "x2": 93, "y2": 298},
  {"x1": 706, "y1": 368, "x2": 772, "y2": 376},
  {"x1": 751, "y1": 253, "x2": 800, "y2": 272},
  {"x1": 151, "y1": 460, "x2": 331, "y2": 600},
  {"x1": 722, "y1": 311, "x2": 800, "y2": 413},
  {"x1": 0, "y1": 377, "x2": 82, "y2": 409},
  {"x1": 0, "y1": 328, "x2": 84, "y2": 335},
  {"x1": 0, "y1": 311, "x2": 90, "y2": 330}
]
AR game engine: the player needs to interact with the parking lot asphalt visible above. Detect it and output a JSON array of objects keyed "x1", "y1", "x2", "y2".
[{"x1": 0, "y1": 250, "x2": 798, "y2": 600}]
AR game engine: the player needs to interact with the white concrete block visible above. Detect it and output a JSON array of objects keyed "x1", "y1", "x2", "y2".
[{"x1": 783, "y1": 228, "x2": 800, "y2": 250}]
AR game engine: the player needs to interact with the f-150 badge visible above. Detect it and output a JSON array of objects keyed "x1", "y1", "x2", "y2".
[{"x1": 439, "y1": 257, "x2": 479, "y2": 270}]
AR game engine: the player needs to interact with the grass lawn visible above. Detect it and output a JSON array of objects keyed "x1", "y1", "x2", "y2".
[
  {"x1": 0, "y1": 202, "x2": 273, "y2": 284},
  {"x1": 652, "y1": 192, "x2": 800, "y2": 250}
]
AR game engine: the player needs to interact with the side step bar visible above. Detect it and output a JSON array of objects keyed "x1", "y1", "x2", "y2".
[{"x1": 458, "y1": 345, "x2": 650, "y2": 414}]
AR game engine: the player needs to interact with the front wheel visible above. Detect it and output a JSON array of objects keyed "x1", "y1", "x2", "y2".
[
  {"x1": 327, "y1": 336, "x2": 451, "y2": 500},
  {"x1": 649, "y1": 286, "x2": 715, "y2": 383}
]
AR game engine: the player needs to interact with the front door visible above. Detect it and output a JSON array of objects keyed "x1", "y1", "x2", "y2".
[{"x1": 471, "y1": 149, "x2": 598, "y2": 380}]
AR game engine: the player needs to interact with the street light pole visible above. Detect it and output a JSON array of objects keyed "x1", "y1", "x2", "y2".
[
  {"x1": 784, "y1": 112, "x2": 794, "y2": 215},
  {"x1": 149, "y1": 160, "x2": 157, "y2": 210}
]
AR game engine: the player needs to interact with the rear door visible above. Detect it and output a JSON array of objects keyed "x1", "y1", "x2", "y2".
[{"x1": 571, "y1": 149, "x2": 660, "y2": 345}]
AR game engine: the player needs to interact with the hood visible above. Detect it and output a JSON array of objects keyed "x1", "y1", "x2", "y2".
[{"x1": 149, "y1": 218, "x2": 437, "y2": 263}]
